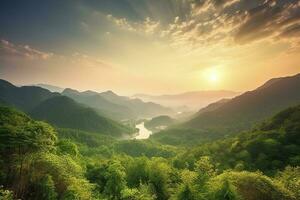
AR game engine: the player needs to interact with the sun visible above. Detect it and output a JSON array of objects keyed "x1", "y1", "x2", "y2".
[
  {"x1": 209, "y1": 72, "x2": 219, "y2": 82},
  {"x1": 207, "y1": 68, "x2": 220, "y2": 83}
]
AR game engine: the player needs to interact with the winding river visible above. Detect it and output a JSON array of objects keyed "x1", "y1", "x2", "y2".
[{"x1": 134, "y1": 122, "x2": 152, "y2": 139}]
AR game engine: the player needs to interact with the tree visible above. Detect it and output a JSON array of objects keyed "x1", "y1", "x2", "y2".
[
  {"x1": 213, "y1": 180, "x2": 240, "y2": 200},
  {"x1": 104, "y1": 160, "x2": 126, "y2": 199},
  {"x1": 0, "y1": 107, "x2": 57, "y2": 198},
  {"x1": 177, "y1": 184, "x2": 195, "y2": 200},
  {"x1": 148, "y1": 160, "x2": 170, "y2": 200},
  {"x1": 57, "y1": 139, "x2": 79, "y2": 157},
  {"x1": 126, "y1": 157, "x2": 149, "y2": 188},
  {"x1": 32, "y1": 175, "x2": 58, "y2": 200}
]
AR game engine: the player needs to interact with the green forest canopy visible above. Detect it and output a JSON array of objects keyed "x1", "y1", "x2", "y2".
[{"x1": 0, "y1": 104, "x2": 300, "y2": 199}]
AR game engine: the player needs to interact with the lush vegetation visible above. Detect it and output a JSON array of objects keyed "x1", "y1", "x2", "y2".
[
  {"x1": 1, "y1": 104, "x2": 300, "y2": 199},
  {"x1": 144, "y1": 115, "x2": 176, "y2": 132}
]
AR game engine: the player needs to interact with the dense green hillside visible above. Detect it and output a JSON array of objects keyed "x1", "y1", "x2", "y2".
[
  {"x1": 145, "y1": 115, "x2": 176, "y2": 132},
  {"x1": 183, "y1": 73, "x2": 300, "y2": 135},
  {"x1": 0, "y1": 79, "x2": 59, "y2": 112},
  {"x1": 30, "y1": 96, "x2": 135, "y2": 137},
  {"x1": 1, "y1": 105, "x2": 299, "y2": 200},
  {"x1": 174, "y1": 104, "x2": 300, "y2": 175}
]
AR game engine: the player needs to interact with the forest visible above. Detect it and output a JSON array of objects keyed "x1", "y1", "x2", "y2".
[
  {"x1": 0, "y1": 101, "x2": 299, "y2": 199},
  {"x1": 1, "y1": 0, "x2": 300, "y2": 199}
]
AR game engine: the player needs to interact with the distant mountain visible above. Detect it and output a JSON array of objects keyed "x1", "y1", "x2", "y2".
[
  {"x1": 62, "y1": 88, "x2": 174, "y2": 120},
  {"x1": 0, "y1": 79, "x2": 135, "y2": 137},
  {"x1": 62, "y1": 88, "x2": 135, "y2": 120},
  {"x1": 30, "y1": 96, "x2": 134, "y2": 136},
  {"x1": 183, "y1": 73, "x2": 300, "y2": 135},
  {"x1": 133, "y1": 90, "x2": 239, "y2": 110},
  {"x1": 0, "y1": 79, "x2": 59, "y2": 112},
  {"x1": 33, "y1": 83, "x2": 65, "y2": 93}
]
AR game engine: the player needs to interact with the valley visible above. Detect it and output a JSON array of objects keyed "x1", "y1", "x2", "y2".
[
  {"x1": 0, "y1": 73, "x2": 300, "y2": 200},
  {"x1": 1, "y1": 1, "x2": 300, "y2": 199}
]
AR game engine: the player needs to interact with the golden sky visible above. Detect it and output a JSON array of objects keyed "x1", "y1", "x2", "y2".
[{"x1": 0, "y1": 0, "x2": 300, "y2": 95}]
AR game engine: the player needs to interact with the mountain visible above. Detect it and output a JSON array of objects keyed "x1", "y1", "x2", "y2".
[
  {"x1": 0, "y1": 79, "x2": 59, "y2": 112},
  {"x1": 183, "y1": 73, "x2": 300, "y2": 135},
  {"x1": 30, "y1": 96, "x2": 134, "y2": 136},
  {"x1": 62, "y1": 88, "x2": 135, "y2": 120},
  {"x1": 62, "y1": 88, "x2": 174, "y2": 120},
  {"x1": 197, "y1": 98, "x2": 230, "y2": 115},
  {"x1": 33, "y1": 83, "x2": 65, "y2": 93},
  {"x1": 0, "y1": 79, "x2": 134, "y2": 137},
  {"x1": 133, "y1": 90, "x2": 239, "y2": 110},
  {"x1": 97, "y1": 90, "x2": 175, "y2": 119}
]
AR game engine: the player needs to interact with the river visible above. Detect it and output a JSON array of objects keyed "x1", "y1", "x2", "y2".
[{"x1": 134, "y1": 122, "x2": 152, "y2": 139}]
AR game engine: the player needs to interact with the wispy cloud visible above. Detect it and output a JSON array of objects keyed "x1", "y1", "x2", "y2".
[
  {"x1": 106, "y1": 14, "x2": 160, "y2": 35},
  {"x1": 0, "y1": 39, "x2": 53, "y2": 60},
  {"x1": 106, "y1": 0, "x2": 300, "y2": 51}
]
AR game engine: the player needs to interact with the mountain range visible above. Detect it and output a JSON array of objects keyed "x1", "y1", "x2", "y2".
[
  {"x1": 151, "y1": 73, "x2": 300, "y2": 145},
  {"x1": 33, "y1": 83, "x2": 65, "y2": 93},
  {"x1": 184, "y1": 73, "x2": 300, "y2": 135},
  {"x1": 0, "y1": 80, "x2": 134, "y2": 137},
  {"x1": 62, "y1": 88, "x2": 174, "y2": 120},
  {"x1": 133, "y1": 90, "x2": 239, "y2": 110}
]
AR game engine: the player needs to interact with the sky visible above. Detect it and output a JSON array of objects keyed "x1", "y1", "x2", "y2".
[{"x1": 0, "y1": 0, "x2": 300, "y2": 95}]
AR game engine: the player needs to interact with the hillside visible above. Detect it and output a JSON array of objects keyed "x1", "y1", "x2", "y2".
[
  {"x1": 183, "y1": 73, "x2": 300, "y2": 135},
  {"x1": 145, "y1": 115, "x2": 176, "y2": 132},
  {"x1": 177, "y1": 104, "x2": 300, "y2": 174},
  {"x1": 2, "y1": 103, "x2": 299, "y2": 200},
  {"x1": 0, "y1": 79, "x2": 59, "y2": 112},
  {"x1": 30, "y1": 96, "x2": 134, "y2": 136}
]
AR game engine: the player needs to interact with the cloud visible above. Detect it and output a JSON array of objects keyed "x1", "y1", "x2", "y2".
[
  {"x1": 234, "y1": 0, "x2": 300, "y2": 44},
  {"x1": 0, "y1": 39, "x2": 113, "y2": 70},
  {"x1": 106, "y1": 0, "x2": 300, "y2": 51},
  {"x1": 106, "y1": 14, "x2": 160, "y2": 35},
  {"x1": 0, "y1": 39, "x2": 53, "y2": 60}
]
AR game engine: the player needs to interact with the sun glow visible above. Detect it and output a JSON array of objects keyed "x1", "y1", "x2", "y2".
[{"x1": 205, "y1": 67, "x2": 220, "y2": 83}]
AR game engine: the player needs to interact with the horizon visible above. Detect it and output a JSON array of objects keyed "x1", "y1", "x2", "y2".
[
  {"x1": 1, "y1": 72, "x2": 299, "y2": 97},
  {"x1": 1, "y1": 0, "x2": 300, "y2": 95}
]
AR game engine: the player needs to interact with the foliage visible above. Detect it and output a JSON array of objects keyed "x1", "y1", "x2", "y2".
[{"x1": 1, "y1": 104, "x2": 300, "y2": 199}]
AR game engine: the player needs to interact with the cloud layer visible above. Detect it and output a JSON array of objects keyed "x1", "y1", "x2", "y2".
[
  {"x1": 0, "y1": 39, "x2": 53, "y2": 60},
  {"x1": 107, "y1": 0, "x2": 300, "y2": 50}
]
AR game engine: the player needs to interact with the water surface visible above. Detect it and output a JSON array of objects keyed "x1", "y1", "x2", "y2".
[{"x1": 135, "y1": 122, "x2": 152, "y2": 139}]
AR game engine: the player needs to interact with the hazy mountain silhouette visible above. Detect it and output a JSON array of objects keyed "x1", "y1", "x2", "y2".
[
  {"x1": 0, "y1": 79, "x2": 135, "y2": 137},
  {"x1": 183, "y1": 73, "x2": 300, "y2": 135},
  {"x1": 62, "y1": 88, "x2": 174, "y2": 120},
  {"x1": 62, "y1": 88, "x2": 135, "y2": 120},
  {"x1": 33, "y1": 83, "x2": 65, "y2": 93},
  {"x1": 134, "y1": 90, "x2": 239, "y2": 110}
]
